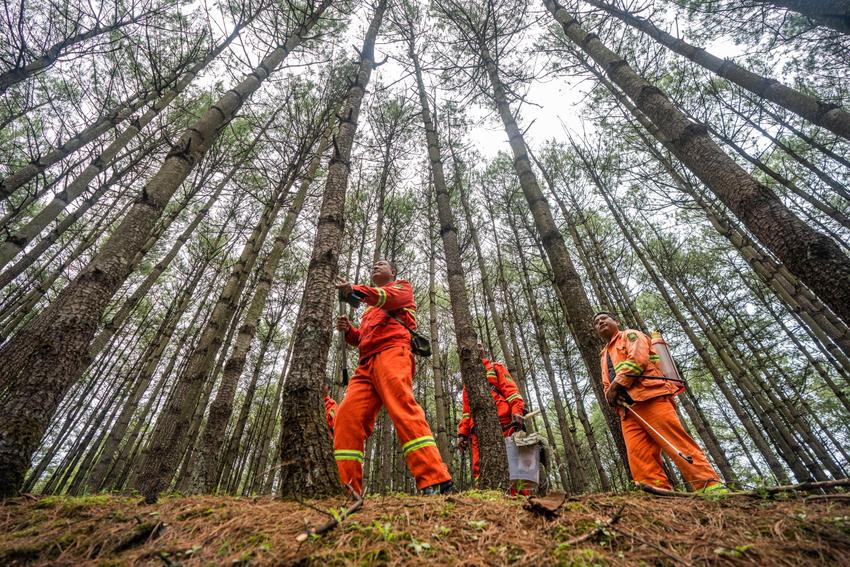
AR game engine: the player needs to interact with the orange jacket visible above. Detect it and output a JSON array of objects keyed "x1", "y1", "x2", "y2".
[
  {"x1": 458, "y1": 359, "x2": 524, "y2": 437},
  {"x1": 599, "y1": 329, "x2": 683, "y2": 403},
  {"x1": 344, "y1": 279, "x2": 417, "y2": 361},
  {"x1": 324, "y1": 394, "x2": 338, "y2": 432}
]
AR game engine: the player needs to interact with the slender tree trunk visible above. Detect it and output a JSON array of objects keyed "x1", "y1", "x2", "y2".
[
  {"x1": 406, "y1": 24, "x2": 509, "y2": 488},
  {"x1": 455, "y1": 155, "x2": 521, "y2": 381},
  {"x1": 544, "y1": 0, "x2": 850, "y2": 328},
  {"x1": 427, "y1": 185, "x2": 452, "y2": 464},
  {"x1": 479, "y1": 40, "x2": 628, "y2": 467},
  {"x1": 277, "y1": 0, "x2": 385, "y2": 499}
]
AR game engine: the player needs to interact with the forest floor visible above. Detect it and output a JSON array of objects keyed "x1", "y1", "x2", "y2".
[{"x1": 1, "y1": 489, "x2": 849, "y2": 566}]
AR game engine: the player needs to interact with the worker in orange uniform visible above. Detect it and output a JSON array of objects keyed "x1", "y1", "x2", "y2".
[
  {"x1": 457, "y1": 342, "x2": 527, "y2": 494},
  {"x1": 334, "y1": 260, "x2": 453, "y2": 495},
  {"x1": 594, "y1": 311, "x2": 724, "y2": 492},
  {"x1": 323, "y1": 384, "x2": 338, "y2": 436}
]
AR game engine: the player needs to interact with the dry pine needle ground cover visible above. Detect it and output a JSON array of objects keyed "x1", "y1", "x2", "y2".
[{"x1": 1, "y1": 490, "x2": 848, "y2": 566}]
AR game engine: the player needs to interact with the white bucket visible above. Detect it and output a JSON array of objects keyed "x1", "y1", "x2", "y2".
[{"x1": 505, "y1": 436, "x2": 540, "y2": 483}]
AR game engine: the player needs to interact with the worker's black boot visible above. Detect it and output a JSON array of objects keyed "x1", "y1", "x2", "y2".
[{"x1": 421, "y1": 479, "x2": 454, "y2": 495}]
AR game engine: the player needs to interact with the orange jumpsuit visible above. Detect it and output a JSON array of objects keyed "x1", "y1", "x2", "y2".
[
  {"x1": 601, "y1": 329, "x2": 720, "y2": 490},
  {"x1": 457, "y1": 359, "x2": 524, "y2": 480},
  {"x1": 324, "y1": 395, "x2": 337, "y2": 434},
  {"x1": 334, "y1": 279, "x2": 451, "y2": 494}
]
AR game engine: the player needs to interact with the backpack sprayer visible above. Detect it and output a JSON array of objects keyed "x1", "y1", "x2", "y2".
[{"x1": 616, "y1": 330, "x2": 693, "y2": 464}]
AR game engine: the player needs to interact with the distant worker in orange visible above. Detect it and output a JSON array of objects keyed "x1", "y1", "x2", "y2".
[
  {"x1": 457, "y1": 342, "x2": 527, "y2": 494},
  {"x1": 594, "y1": 311, "x2": 724, "y2": 492},
  {"x1": 334, "y1": 260, "x2": 453, "y2": 495},
  {"x1": 323, "y1": 384, "x2": 337, "y2": 436}
]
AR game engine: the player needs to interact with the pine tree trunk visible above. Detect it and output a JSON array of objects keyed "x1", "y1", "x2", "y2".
[
  {"x1": 406, "y1": 24, "x2": 509, "y2": 489},
  {"x1": 455, "y1": 157, "x2": 523, "y2": 384},
  {"x1": 426, "y1": 187, "x2": 452, "y2": 463},
  {"x1": 479, "y1": 41, "x2": 629, "y2": 468},
  {"x1": 277, "y1": 0, "x2": 386, "y2": 499},
  {"x1": 544, "y1": 0, "x2": 850, "y2": 328}
]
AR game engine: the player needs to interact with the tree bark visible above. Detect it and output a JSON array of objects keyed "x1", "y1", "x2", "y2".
[
  {"x1": 277, "y1": 0, "x2": 386, "y2": 499},
  {"x1": 405, "y1": 19, "x2": 509, "y2": 489}
]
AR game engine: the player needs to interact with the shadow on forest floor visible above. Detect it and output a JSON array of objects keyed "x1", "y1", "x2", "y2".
[{"x1": 1, "y1": 489, "x2": 849, "y2": 565}]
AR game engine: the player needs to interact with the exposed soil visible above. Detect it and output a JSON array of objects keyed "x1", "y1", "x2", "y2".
[{"x1": 1, "y1": 490, "x2": 849, "y2": 565}]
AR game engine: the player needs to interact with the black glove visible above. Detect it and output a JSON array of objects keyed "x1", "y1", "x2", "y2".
[{"x1": 510, "y1": 414, "x2": 525, "y2": 433}]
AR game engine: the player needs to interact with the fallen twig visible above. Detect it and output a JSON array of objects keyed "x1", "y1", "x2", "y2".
[
  {"x1": 804, "y1": 494, "x2": 850, "y2": 503},
  {"x1": 559, "y1": 505, "x2": 624, "y2": 546},
  {"x1": 611, "y1": 524, "x2": 692, "y2": 566},
  {"x1": 522, "y1": 505, "x2": 624, "y2": 564},
  {"x1": 295, "y1": 485, "x2": 363, "y2": 543},
  {"x1": 637, "y1": 483, "x2": 698, "y2": 498},
  {"x1": 638, "y1": 478, "x2": 850, "y2": 499}
]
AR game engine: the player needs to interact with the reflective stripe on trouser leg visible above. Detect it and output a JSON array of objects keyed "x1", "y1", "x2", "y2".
[
  {"x1": 372, "y1": 347, "x2": 452, "y2": 490},
  {"x1": 333, "y1": 358, "x2": 383, "y2": 495}
]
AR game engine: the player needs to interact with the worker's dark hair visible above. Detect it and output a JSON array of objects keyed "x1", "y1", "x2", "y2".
[
  {"x1": 378, "y1": 259, "x2": 397, "y2": 276},
  {"x1": 593, "y1": 310, "x2": 618, "y2": 321}
]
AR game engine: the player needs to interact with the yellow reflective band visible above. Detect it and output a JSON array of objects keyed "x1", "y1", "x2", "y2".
[
  {"x1": 375, "y1": 288, "x2": 387, "y2": 308},
  {"x1": 334, "y1": 450, "x2": 364, "y2": 463},
  {"x1": 649, "y1": 354, "x2": 661, "y2": 362},
  {"x1": 461, "y1": 413, "x2": 471, "y2": 418},
  {"x1": 618, "y1": 361, "x2": 644, "y2": 375},
  {"x1": 506, "y1": 394, "x2": 521, "y2": 402},
  {"x1": 486, "y1": 371, "x2": 497, "y2": 378},
  {"x1": 402, "y1": 436, "x2": 436, "y2": 456},
  {"x1": 403, "y1": 307, "x2": 417, "y2": 321}
]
